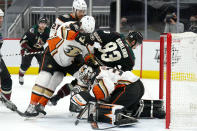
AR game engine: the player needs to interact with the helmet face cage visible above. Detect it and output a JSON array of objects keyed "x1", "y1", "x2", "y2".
[{"x1": 79, "y1": 65, "x2": 94, "y2": 86}]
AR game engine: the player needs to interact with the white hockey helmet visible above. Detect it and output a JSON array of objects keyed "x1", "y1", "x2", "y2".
[
  {"x1": 72, "y1": 0, "x2": 87, "y2": 11},
  {"x1": 0, "y1": 9, "x2": 4, "y2": 16},
  {"x1": 80, "y1": 16, "x2": 95, "y2": 33}
]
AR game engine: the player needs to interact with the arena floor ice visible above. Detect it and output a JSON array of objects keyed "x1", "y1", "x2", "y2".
[{"x1": 0, "y1": 75, "x2": 189, "y2": 131}]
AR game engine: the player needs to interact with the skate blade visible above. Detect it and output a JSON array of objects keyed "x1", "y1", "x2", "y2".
[
  {"x1": 118, "y1": 123, "x2": 136, "y2": 127},
  {"x1": 24, "y1": 113, "x2": 45, "y2": 120}
]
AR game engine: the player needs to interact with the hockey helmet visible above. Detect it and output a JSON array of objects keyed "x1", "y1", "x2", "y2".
[
  {"x1": 72, "y1": 0, "x2": 87, "y2": 11},
  {"x1": 39, "y1": 17, "x2": 48, "y2": 24},
  {"x1": 127, "y1": 31, "x2": 143, "y2": 47},
  {"x1": 78, "y1": 65, "x2": 94, "y2": 86},
  {"x1": 0, "y1": 9, "x2": 4, "y2": 16},
  {"x1": 80, "y1": 16, "x2": 95, "y2": 33}
]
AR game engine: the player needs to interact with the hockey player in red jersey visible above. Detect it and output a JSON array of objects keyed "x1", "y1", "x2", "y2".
[{"x1": 24, "y1": 16, "x2": 95, "y2": 117}]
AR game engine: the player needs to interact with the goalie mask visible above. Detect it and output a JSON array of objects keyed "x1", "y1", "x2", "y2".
[{"x1": 78, "y1": 65, "x2": 95, "y2": 86}]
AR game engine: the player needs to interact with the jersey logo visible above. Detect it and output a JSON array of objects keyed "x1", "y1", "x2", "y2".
[
  {"x1": 29, "y1": 28, "x2": 34, "y2": 33},
  {"x1": 64, "y1": 45, "x2": 82, "y2": 57}
]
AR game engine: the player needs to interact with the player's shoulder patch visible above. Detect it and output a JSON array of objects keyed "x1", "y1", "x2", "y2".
[
  {"x1": 29, "y1": 28, "x2": 35, "y2": 33},
  {"x1": 62, "y1": 14, "x2": 70, "y2": 18}
]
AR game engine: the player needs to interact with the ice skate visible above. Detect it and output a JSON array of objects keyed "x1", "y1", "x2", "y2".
[
  {"x1": 35, "y1": 103, "x2": 46, "y2": 115},
  {"x1": 19, "y1": 75, "x2": 24, "y2": 85},
  {"x1": 24, "y1": 104, "x2": 39, "y2": 117}
]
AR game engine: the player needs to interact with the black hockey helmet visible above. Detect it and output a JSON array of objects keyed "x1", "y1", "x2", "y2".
[
  {"x1": 39, "y1": 17, "x2": 48, "y2": 24},
  {"x1": 127, "y1": 31, "x2": 143, "y2": 46}
]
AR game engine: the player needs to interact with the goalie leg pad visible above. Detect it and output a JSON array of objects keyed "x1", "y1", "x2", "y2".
[
  {"x1": 96, "y1": 103, "x2": 124, "y2": 125},
  {"x1": 134, "y1": 99, "x2": 166, "y2": 119},
  {"x1": 88, "y1": 102, "x2": 137, "y2": 125},
  {"x1": 70, "y1": 91, "x2": 90, "y2": 112}
]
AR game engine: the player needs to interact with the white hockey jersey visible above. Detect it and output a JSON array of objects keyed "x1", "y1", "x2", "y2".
[
  {"x1": 74, "y1": 66, "x2": 139, "y2": 100},
  {"x1": 47, "y1": 23, "x2": 92, "y2": 67},
  {"x1": 49, "y1": 14, "x2": 77, "y2": 37}
]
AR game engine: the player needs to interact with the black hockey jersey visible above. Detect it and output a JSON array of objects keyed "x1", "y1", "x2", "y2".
[
  {"x1": 81, "y1": 30, "x2": 136, "y2": 71},
  {"x1": 20, "y1": 24, "x2": 50, "y2": 51}
]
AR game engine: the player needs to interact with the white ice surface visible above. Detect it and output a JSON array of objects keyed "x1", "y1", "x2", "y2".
[{"x1": 0, "y1": 75, "x2": 190, "y2": 131}]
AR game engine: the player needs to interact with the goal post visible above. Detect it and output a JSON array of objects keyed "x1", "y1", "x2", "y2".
[{"x1": 159, "y1": 32, "x2": 197, "y2": 129}]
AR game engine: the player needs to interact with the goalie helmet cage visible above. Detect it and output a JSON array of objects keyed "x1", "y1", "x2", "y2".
[{"x1": 159, "y1": 32, "x2": 197, "y2": 129}]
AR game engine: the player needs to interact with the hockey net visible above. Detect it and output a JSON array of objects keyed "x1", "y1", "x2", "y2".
[{"x1": 159, "y1": 32, "x2": 197, "y2": 129}]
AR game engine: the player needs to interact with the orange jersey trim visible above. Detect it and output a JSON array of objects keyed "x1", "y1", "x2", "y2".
[
  {"x1": 93, "y1": 84, "x2": 105, "y2": 100},
  {"x1": 47, "y1": 36, "x2": 63, "y2": 53}
]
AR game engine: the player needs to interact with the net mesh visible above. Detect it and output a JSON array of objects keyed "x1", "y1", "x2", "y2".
[{"x1": 168, "y1": 32, "x2": 197, "y2": 129}]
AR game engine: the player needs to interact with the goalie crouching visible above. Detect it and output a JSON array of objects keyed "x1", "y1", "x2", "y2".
[
  {"x1": 52, "y1": 64, "x2": 165, "y2": 126},
  {"x1": 69, "y1": 64, "x2": 143, "y2": 125}
]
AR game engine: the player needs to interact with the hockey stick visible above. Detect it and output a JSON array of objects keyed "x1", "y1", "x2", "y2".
[
  {"x1": 0, "y1": 92, "x2": 26, "y2": 117},
  {"x1": 2, "y1": 51, "x2": 44, "y2": 57},
  {"x1": 89, "y1": 113, "x2": 121, "y2": 130},
  {"x1": 75, "y1": 104, "x2": 89, "y2": 125}
]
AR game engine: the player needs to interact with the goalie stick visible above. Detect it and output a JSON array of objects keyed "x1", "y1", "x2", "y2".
[
  {"x1": 90, "y1": 118, "x2": 136, "y2": 130},
  {"x1": 75, "y1": 104, "x2": 89, "y2": 125},
  {"x1": 89, "y1": 113, "x2": 136, "y2": 130},
  {"x1": 0, "y1": 92, "x2": 26, "y2": 117}
]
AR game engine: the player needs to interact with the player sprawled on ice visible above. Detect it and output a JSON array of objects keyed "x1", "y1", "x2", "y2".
[
  {"x1": 49, "y1": 0, "x2": 87, "y2": 38},
  {"x1": 23, "y1": 15, "x2": 95, "y2": 117},
  {"x1": 0, "y1": 8, "x2": 18, "y2": 111},
  {"x1": 50, "y1": 30, "x2": 144, "y2": 105},
  {"x1": 19, "y1": 17, "x2": 50, "y2": 85}
]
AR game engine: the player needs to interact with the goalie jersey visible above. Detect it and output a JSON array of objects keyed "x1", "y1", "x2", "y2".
[{"x1": 88, "y1": 66, "x2": 139, "y2": 100}]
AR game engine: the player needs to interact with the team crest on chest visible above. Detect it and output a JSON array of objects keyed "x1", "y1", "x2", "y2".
[{"x1": 64, "y1": 45, "x2": 82, "y2": 57}]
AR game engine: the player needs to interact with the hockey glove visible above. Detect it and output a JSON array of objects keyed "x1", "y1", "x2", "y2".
[
  {"x1": 20, "y1": 42, "x2": 32, "y2": 50},
  {"x1": 70, "y1": 22, "x2": 80, "y2": 32}
]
